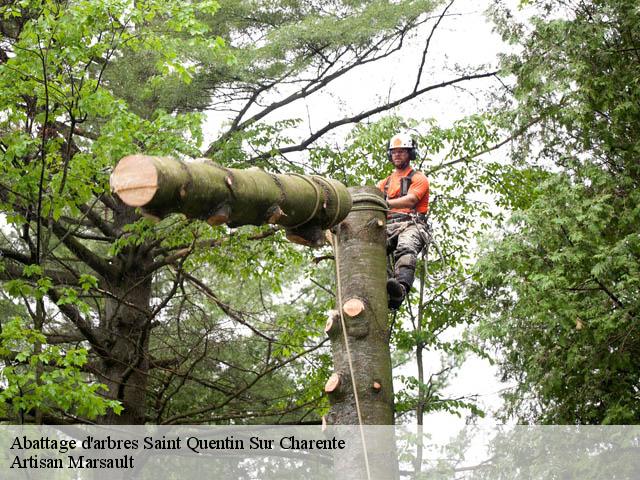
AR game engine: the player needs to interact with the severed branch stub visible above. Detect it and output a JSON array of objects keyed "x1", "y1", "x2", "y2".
[
  {"x1": 342, "y1": 298, "x2": 365, "y2": 317},
  {"x1": 110, "y1": 155, "x2": 352, "y2": 246},
  {"x1": 207, "y1": 204, "x2": 231, "y2": 226},
  {"x1": 324, "y1": 373, "x2": 341, "y2": 393},
  {"x1": 325, "y1": 310, "x2": 340, "y2": 335}
]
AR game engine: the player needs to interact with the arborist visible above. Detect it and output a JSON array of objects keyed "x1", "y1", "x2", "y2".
[{"x1": 377, "y1": 132, "x2": 430, "y2": 310}]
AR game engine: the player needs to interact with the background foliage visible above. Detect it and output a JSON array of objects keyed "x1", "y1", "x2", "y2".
[{"x1": 474, "y1": 0, "x2": 640, "y2": 424}]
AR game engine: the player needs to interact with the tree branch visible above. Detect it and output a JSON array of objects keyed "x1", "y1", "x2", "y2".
[
  {"x1": 50, "y1": 220, "x2": 117, "y2": 279},
  {"x1": 413, "y1": 0, "x2": 456, "y2": 93},
  {"x1": 160, "y1": 338, "x2": 328, "y2": 424},
  {"x1": 182, "y1": 272, "x2": 275, "y2": 343},
  {"x1": 249, "y1": 70, "x2": 499, "y2": 162},
  {"x1": 46, "y1": 287, "x2": 108, "y2": 358}
]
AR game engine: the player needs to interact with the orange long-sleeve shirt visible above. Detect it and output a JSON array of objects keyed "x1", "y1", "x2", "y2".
[{"x1": 377, "y1": 167, "x2": 429, "y2": 214}]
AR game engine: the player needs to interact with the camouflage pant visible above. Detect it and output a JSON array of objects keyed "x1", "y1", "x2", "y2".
[{"x1": 386, "y1": 220, "x2": 429, "y2": 290}]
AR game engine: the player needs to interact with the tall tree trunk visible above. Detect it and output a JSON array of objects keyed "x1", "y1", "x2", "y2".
[
  {"x1": 98, "y1": 202, "x2": 153, "y2": 424},
  {"x1": 324, "y1": 186, "x2": 398, "y2": 479},
  {"x1": 415, "y1": 260, "x2": 426, "y2": 475}
]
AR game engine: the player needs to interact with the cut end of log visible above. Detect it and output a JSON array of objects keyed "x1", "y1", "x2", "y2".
[
  {"x1": 324, "y1": 373, "x2": 341, "y2": 393},
  {"x1": 110, "y1": 155, "x2": 159, "y2": 207},
  {"x1": 342, "y1": 298, "x2": 365, "y2": 318},
  {"x1": 324, "y1": 310, "x2": 340, "y2": 335}
]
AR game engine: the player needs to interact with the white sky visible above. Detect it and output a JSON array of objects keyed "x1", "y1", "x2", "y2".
[{"x1": 202, "y1": 1, "x2": 508, "y2": 146}]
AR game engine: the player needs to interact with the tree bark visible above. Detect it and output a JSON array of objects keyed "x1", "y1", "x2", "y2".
[
  {"x1": 325, "y1": 187, "x2": 398, "y2": 479},
  {"x1": 110, "y1": 155, "x2": 352, "y2": 246},
  {"x1": 98, "y1": 201, "x2": 153, "y2": 425}
]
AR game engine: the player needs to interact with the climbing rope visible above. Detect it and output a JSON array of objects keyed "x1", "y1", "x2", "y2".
[
  {"x1": 332, "y1": 229, "x2": 373, "y2": 480},
  {"x1": 314, "y1": 176, "x2": 344, "y2": 227},
  {"x1": 350, "y1": 192, "x2": 389, "y2": 214},
  {"x1": 288, "y1": 173, "x2": 323, "y2": 229}
]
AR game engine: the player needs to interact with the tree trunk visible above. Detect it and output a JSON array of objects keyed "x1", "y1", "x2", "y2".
[
  {"x1": 325, "y1": 186, "x2": 398, "y2": 479},
  {"x1": 98, "y1": 202, "x2": 153, "y2": 424},
  {"x1": 99, "y1": 279, "x2": 151, "y2": 424},
  {"x1": 110, "y1": 155, "x2": 352, "y2": 245},
  {"x1": 415, "y1": 260, "x2": 427, "y2": 475}
]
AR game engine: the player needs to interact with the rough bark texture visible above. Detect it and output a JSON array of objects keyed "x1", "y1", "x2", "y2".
[
  {"x1": 99, "y1": 202, "x2": 153, "y2": 424},
  {"x1": 110, "y1": 155, "x2": 352, "y2": 245},
  {"x1": 326, "y1": 187, "x2": 398, "y2": 479}
]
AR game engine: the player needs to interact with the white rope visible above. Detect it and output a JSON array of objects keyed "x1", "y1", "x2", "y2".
[{"x1": 332, "y1": 230, "x2": 373, "y2": 480}]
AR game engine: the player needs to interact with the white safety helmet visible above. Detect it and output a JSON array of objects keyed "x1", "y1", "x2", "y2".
[{"x1": 387, "y1": 132, "x2": 417, "y2": 160}]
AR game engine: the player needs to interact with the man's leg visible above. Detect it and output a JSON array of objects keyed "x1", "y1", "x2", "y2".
[
  {"x1": 387, "y1": 223, "x2": 424, "y2": 308},
  {"x1": 385, "y1": 222, "x2": 406, "y2": 309}
]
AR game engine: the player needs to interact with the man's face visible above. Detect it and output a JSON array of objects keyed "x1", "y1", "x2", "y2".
[{"x1": 390, "y1": 148, "x2": 411, "y2": 169}]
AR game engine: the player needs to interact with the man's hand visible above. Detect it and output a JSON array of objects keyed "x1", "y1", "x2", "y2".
[{"x1": 387, "y1": 193, "x2": 419, "y2": 209}]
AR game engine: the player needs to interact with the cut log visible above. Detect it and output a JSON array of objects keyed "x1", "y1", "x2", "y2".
[{"x1": 110, "y1": 155, "x2": 352, "y2": 244}]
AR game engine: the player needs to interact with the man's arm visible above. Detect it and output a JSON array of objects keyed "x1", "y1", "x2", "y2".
[{"x1": 387, "y1": 193, "x2": 419, "y2": 209}]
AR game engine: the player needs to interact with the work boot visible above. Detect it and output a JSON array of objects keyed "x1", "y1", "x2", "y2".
[{"x1": 386, "y1": 278, "x2": 406, "y2": 310}]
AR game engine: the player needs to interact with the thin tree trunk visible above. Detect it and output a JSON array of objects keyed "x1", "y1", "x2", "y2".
[{"x1": 415, "y1": 260, "x2": 426, "y2": 475}]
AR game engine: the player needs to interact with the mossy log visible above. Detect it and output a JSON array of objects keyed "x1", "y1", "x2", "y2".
[{"x1": 110, "y1": 155, "x2": 352, "y2": 246}]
